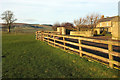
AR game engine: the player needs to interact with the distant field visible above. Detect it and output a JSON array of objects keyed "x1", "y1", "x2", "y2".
[
  {"x1": 2, "y1": 33, "x2": 119, "y2": 78},
  {"x1": 2, "y1": 26, "x2": 53, "y2": 33}
]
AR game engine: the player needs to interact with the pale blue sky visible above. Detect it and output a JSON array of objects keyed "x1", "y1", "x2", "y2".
[{"x1": 0, "y1": 0, "x2": 119, "y2": 24}]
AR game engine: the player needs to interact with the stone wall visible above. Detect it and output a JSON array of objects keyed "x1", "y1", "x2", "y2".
[
  {"x1": 94, "y1": 28, "x2": 101, "y2": 34},
  {"x1": 70, "y1": 31, "x2": 93, "y2": 37},
  {"x1": 57, "y1": 27, "x2": 66, "y2": 35},
  {"x1": 112, "y1": 17, "x2": 120, "y2": 40},
  {"x1": 95, "y1": 21, "x2": 112, "y2": 34},
  {"x1": 96, "y1": 21, "x2": 112, "y2": 27}
]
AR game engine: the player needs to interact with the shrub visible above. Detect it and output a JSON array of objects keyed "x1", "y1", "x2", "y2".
[
  {"x1": 101, "y1": 30, "x2": 107, "y2": 36},
  {"x1": 105, "y1": 33, "x2": 112, "y2": 37}
]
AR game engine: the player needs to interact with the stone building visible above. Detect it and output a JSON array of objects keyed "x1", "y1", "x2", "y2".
[
  {"x1": 111, "y1": 16, "x2": 120, "y2": 40},
  {"x1": 94, "y1": 16, "x2": 120, "y2": 40},
  {"x1": 94, "y1": 16, "x2": 116, "y2": 34},
  {"x1": 57, "y1": 27, "x2": 66, "y2": 35}
]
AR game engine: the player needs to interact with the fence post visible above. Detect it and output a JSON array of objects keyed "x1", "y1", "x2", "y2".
[
  {"x1": 53, "y1": 35, "x2": 55, "y2": 47},
  {"x1": 36, "y1": 31, "x2": 38, "y2": 40},
  {"x1": 39, "y1": 32, "x2": 40, "y2": 40},
  {"x1": 79, "y1": 39, "x2": 83, "y2": 57},
  {"x1": 63, "y1": 36, "x2": 66, "y2": 50},
  {"x1": 41, "y1": 32, "x2": 42, "y2": 41},
  {"x1": 41, "y1": 31, "x2": 44, "y2": 41},
  {"x1": 40, "y1": 32, "x2": 42, "y2": 41},
  {"x1": 108, "y1": 43, "x2": 114, "y2": 68},
  {"x1": 48, "y1": 33, "x2": 49, "y2": 45},
  {"x1": 43, "y1": 33, "x2": 44, "y2": 41},
  {"x1": 49, "y1": 34, "x2": 51, "y2": 44}
]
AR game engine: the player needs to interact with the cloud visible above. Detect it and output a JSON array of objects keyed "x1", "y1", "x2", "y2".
[
  {"x1": 23, "y1": 19, "x2": 38, "y2": 22},
  {"x1": 0, "y1": 0, "x2": 119, "y2": 24}
]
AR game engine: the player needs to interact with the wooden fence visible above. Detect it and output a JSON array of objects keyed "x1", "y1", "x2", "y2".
[{"x1": 36, "y1": 31, "x2": 120, "y2": 69}]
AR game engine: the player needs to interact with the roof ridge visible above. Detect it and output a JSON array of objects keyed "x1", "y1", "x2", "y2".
[{"x1": 99, "y1": 16, "x2": 117, "y2": 22}]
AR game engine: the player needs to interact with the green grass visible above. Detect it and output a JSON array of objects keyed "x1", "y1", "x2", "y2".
[
  {"x1": 13, "y1": 26, "x2": 53, "y2": 32},
  {"x1": 105, "y1": 33, "x2": 112, "y2": 37},
  {"x1": 2, "y1": 33, "x2": 119, "y2": 78}
]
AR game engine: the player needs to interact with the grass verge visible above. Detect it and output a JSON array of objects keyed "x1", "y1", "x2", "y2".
[{"x1": 2, "y1": 33, "x2": 119, "y2": 78}]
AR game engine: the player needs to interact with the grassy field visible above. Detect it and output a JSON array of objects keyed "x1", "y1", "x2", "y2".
[
  {"x1": 2, "y1": 33, "x2": 120, "y2": 78},
  {"x1": 2, "y1": 26, "x2": 53, "y2": 33}
]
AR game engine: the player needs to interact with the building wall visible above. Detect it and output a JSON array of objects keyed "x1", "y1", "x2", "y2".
[
  {"x1": 108, "y1": 27, "x2": 112, "y2": 32},
  {"x1": 70, "y1": 31, "x2": 93, "y2": 37},
  {"x1": 95, "y1": 21, "x2": 112, "y2": 34},
  {"x1": 57, "y1": 27, "x2": 66, "y2": 35},
  {"x1": 94, "y1": 28, "x2": 101, "y2": 34},
  {"x1": 112, "y1": 17, "x2": 120, "y2": 40},
  {"x1": 96, "y1": 21, "x2": 112, "y2": 27}
]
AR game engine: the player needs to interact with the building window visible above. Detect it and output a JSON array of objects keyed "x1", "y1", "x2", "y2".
[{"x1": 107, "y1": 22, "x2": 109, "y2": 26}]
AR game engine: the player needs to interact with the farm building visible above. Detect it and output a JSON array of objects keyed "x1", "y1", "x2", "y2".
[
  {"x1": 94, "y1": 16, "x2": 120, "y2": 40},
  {"x1": 94, "y1": 16, "x2": 115, "y2": 34}
]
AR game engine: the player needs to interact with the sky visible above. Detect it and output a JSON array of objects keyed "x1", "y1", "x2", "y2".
[{"x1": 0, "y1": 0, "x2": 119, "y2": 25}]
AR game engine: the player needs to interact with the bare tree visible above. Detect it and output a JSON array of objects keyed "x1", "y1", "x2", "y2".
[
  {"x1": 86, "y1": 13, "x2": 101, "y2": 28},
  {"x1": 74, "y1": 13, "x2": 101, "y2": 31},
  {"x1": 74, "y1": 17, "x2": 87, "y2": 31},
  {"x1": 1, "y1": 10, "x2": 17, "y2": 32},
  {"x1": 52, "y1": 22, "x2": 61, "y2": 31},
  {"x1": 61, "y1": 22, "x2": 74, "y2": 29}
]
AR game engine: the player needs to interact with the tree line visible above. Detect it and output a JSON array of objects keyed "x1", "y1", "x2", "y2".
[
  {"x1": 52, "y1": 22, "x2": 75, "y2": 31},
  {"x1": 1, "y1": 10, "x2": 103, "y2": 33},
  {"x1": 53, "y1": 13, "x2": 104, "y2": 31}
]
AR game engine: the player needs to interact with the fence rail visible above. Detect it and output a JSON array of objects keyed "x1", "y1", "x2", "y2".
[{"x1": 36, "y1": 31, "x2": 120, "y2": 69}]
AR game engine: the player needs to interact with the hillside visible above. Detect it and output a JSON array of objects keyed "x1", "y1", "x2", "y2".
[{"x1": 1, "y1": 23, "x2": 53, "y2": 33}]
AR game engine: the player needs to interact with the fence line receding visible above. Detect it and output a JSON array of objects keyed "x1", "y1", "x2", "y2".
[{"x1": 36, "y1": 31, "x2": 120, "y2": 69}]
